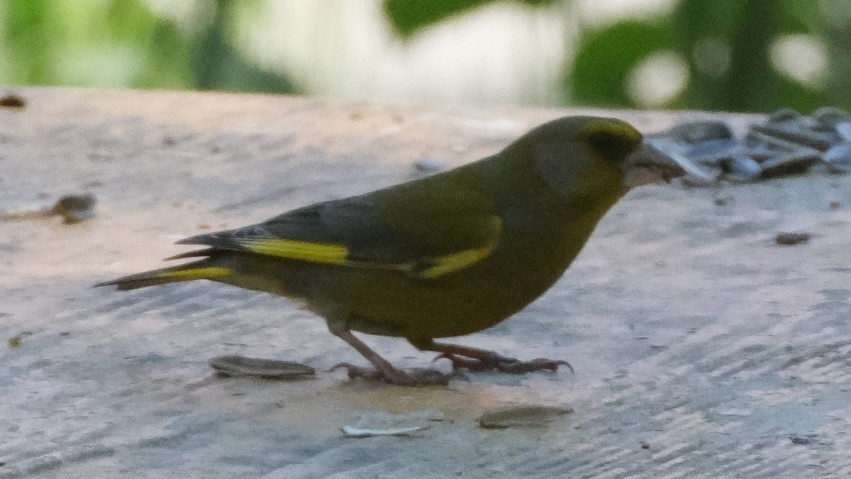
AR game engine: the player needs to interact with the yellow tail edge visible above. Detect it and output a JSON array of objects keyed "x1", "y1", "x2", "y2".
[{"x1": 95, "y1": 265, "x2": 231, "y2": 290}]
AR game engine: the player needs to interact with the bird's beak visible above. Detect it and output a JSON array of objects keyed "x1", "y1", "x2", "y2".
[{"x1": 622, "y1": 140, "x2": 689, "y2": 188}]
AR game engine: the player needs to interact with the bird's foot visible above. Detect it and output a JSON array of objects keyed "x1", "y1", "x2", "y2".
[
  {"x1": 439, "y1": 353, "x2": 573, "y2": 375},
  {"x1": 329, "y1": 362, "x2": 462, "y2": 386}
]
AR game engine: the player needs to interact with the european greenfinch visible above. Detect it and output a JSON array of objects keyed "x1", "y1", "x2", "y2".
[{"x1": 97, "y1": 116, "x2": 681, "y2": 386}]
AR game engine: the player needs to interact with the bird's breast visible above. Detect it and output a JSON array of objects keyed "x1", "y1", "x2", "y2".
[{"x1": 316, "y1": 219, "x2": 581, "y2": 339}]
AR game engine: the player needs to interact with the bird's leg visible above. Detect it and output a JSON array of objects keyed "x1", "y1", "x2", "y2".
[
  {"x1": 327, "y1": 323, "x2": 457, "y2": 386},
  {"x1": 412, "y1": 339, "x2": 573, "y2": 374}
]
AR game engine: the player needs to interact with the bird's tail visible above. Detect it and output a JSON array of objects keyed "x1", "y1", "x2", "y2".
[{"x1": 95, "y1": 259, "x2": 232, "y2": 291}]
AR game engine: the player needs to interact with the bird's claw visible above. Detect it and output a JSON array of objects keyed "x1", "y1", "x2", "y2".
[{"x1": 329, "y1": 362, "x2": 385, "y2": 382}]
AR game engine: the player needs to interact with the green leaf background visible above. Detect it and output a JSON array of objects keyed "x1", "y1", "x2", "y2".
[{"x1": 2, "y1": 0, "x2": 848, "y2": 112}]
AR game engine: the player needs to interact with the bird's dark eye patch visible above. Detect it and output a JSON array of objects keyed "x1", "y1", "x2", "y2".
[{"x1": 579, "y1": 119, "x2": 642, "y2": 160}]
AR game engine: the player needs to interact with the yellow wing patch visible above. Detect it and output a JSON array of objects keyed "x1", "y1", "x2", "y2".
[
  {"x1": 157, "y1": 266, "x2": 232, "y2": 281},
  {"x1": 238, "y1": 238, "x2": 349, "y2": 265},
  {"x1": 234, "y1": 216, "x2": 502, "y2": 279},
  {"x1": 413, "y1": 215, "x2": 503, "y2": 279},
  {"x1": 416, "y1": 244, "x2": 496, "y2": 279}
]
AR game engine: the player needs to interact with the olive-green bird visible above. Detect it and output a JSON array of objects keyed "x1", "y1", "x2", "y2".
[{"x1": 97, "y1": 116, "x2": 681, "y2": 386}]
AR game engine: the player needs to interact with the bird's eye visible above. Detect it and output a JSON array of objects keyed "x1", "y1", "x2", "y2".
[
  {"x1": 586, "y1": 129, "x2": 621, "y2": 147},
  {"x1": 580, "y1": 121, "x2": 642, "y2": 160}
]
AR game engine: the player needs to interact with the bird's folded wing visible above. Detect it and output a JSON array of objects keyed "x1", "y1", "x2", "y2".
[{"x1": 177, "y1": 192, "x2": 502, "y2": 279}]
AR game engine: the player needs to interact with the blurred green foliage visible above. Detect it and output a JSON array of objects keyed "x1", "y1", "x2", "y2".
[
  {"x1": 383, "y1": 0, "x2": 557, "y2": 38},
  {"x1": 667, "y1": 0, "x2": 826, "y2": 112},
  {"x1": 191, "y1": 0, "x2": 295, "y2": 93},
  {"x1": 385, "y1": 0, "x2": 851, "y2": 112},
  {"x1": 1, "y1": 0, "x2": 296, "y2": 93},
  {"x1": 2, "y1": 0, "x2": 848, "y2": 112},
  {"x1": 569, "y1": 22, "x2": 669, "y2": 107}
]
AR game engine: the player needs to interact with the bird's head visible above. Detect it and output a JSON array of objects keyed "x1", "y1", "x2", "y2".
[{"x1": 516, "y1": 116, "x2": 684, "y2": 199}]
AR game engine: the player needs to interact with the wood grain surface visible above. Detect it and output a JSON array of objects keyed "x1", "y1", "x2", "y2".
[{"x1": 2, "y1": 88, "x2": 849, "y2": 478}]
